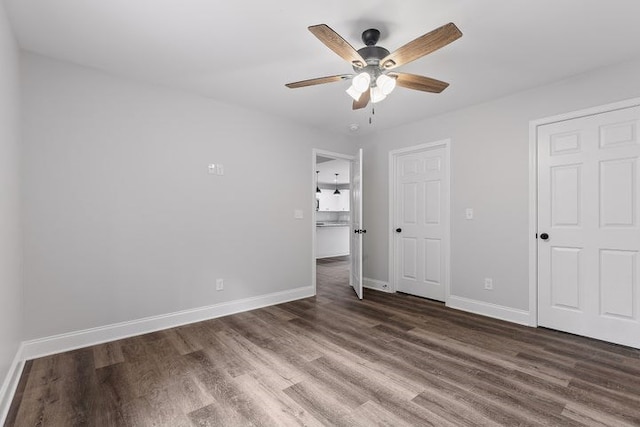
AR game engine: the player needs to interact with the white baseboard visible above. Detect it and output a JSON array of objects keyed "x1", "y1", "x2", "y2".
[
  {"x1": 22, "y1": 286, "x2": 314, "y2": 361},
  {"x1": 363, "y1": 277, "x2": 392, "y2": 293},
  {"x1": 0, "y1": 343, "x2": 25, "y2": 425},
  {"x1": 447, "y1": 295, "x2": 532, "y2": 326}
]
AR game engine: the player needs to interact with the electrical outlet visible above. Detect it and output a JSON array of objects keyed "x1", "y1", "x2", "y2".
[
  {"x1": 484, "y1": 278, "x2": 493, "y2": 290},
  {"x1": 216, "y1": 278, "x2": 224, "y2": 291}
]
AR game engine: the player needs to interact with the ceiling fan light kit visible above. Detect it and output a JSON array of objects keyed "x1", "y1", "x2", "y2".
[
  {"x1": 346, "y1": 85, "x2": 362, "y2": 101},
  {"x1": 376, "y1": 74, "x2": 396, "y2": 95},
  {"x1": 370, "y1": 86, "x2": 387, "y2": 104},
  {"x1": 286, "y1": 22, "x2": 462, "y2": 112},
  {"x1": 352, "y1": 72, "x2": 371, "y2": 92}
]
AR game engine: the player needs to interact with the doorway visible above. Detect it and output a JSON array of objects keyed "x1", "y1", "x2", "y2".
[
  {"x1": 312, "y1": 149, "x2": 363, "y2": 299},
  {"x1": 532, "y1": 100, "x2": 640, "y2": 348},
  {"x1": 389, "y1": 140, "x2": 451, "y2": 301}
]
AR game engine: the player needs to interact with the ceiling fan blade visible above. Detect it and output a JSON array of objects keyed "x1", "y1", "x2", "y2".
[
  {"x1": 391, "y1": 73, "x2": 450, "y2": 93},
  {"x1": 285, "y1": 75, "x2": 351, "y2": 89},
  {"x1": 380, "y1": 22, "x2": 462, "y2": 70},
  {"x1": 352, "y1": 89, "x2": 370, "y2": 110},
  {"x1": 308, "y1": 24, "x2": 366, "y2": 68}
]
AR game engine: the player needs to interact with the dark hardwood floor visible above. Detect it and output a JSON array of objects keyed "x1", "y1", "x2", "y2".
[{"x1": 5, "y1": 256, "x2": 640, "y2": 426}]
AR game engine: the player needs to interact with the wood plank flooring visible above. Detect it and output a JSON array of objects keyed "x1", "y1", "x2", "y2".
[{"x1": 5, "y1": 256, "x2": 640, "y2": 426}]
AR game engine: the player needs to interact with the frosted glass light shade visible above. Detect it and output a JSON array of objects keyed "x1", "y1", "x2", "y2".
[
  {"x1": 346, "y1": 84, "x2": 362, "y2": 101},
  {"x1": 376, "y1": 74, "x2": 396, "y2": 95},
  {"x1": 371, "y1": 86, "x2": 387, "y2": 103},
  {"x1": 352, "y1": 72, "x2": 371, "y2": 92}
]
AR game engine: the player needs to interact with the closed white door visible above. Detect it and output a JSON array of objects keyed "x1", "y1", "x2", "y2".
[
  {"x1": 350, "y1": 149, "x2": 364, "y2": 299},
  {"x1": 538, "y1": 105, "x2": 640, "y2": 348},
  {"x1": 394, "y1": 143, "x2": 449, "y2": 301}
]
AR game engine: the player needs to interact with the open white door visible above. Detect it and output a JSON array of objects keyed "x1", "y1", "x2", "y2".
[{"x1": 350, "y1": 148, "x2": 364, "y2": 299}]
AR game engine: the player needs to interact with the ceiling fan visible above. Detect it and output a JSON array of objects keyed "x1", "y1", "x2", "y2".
[{"x1": 285, "y1": 23, "x2": 462, "y2": 110}]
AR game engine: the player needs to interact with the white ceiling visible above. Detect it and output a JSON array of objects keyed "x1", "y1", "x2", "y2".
[{"x1": 6, "y1": 0, "x2": 640, "y2": 136}]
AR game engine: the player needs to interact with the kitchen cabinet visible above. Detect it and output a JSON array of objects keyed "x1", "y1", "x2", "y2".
[
  {"x1": 317, "y1": 189, "x2": 350, "y2": 211},
  {"x1": 337, "y1": 189, "x2": 350, "y2": 211},
  {"x1": 316, "y1": 225, "x2": 350, "y2": 258}
]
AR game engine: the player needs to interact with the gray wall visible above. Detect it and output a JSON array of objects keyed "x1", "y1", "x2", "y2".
[
  {"x1": 14, "y1": 36, "x2": 640, "y2": 347},
  {"x1": 21, "y1": 53, "x2": 354, "y2": 339},
  {"x1": 360, "y1": 57, "x2": 640, "y2": 312},
  {"x1": 0, "y1": 0, "x2": 22, "y2": 394}
]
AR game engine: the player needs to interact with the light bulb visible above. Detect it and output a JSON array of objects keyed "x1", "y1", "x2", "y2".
[
  {"x1": 346, "y1": 84, "x2": 362, "y2": 101},
  {"x1": 352, "y1": 72, "x2": 371, "y2": 93},
  {"x1": 371, "y1": 86, "x2": 387, "y2": 103},
  {"x1": 376, "y1": 74, "x2": 396, "y2": 95}
]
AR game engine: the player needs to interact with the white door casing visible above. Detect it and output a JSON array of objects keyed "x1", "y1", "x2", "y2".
[
  {"x1": 350, "y1": 148, "x2": 364, "y2": 299},
  {"x1": 390, "y1": 141, "x2": 450, "y2": 301},
  {"x1": 537, "y1": 105, "x2": 640, "y2": 348}
]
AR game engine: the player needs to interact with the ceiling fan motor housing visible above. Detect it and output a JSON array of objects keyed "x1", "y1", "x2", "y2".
[
  {"x1": 355, "y1": 28, "x2": 390, "y2": 67},
  {"x1": 353, "y1": 45, "x2": 391, "y2": 84}
]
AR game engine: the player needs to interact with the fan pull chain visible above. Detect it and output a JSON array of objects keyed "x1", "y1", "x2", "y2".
[{"x1": 369, "y1": 105, "x2": 375, "y2": 125}]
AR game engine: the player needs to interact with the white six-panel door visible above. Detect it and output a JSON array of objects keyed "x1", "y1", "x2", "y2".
[
  {"x1": 537, "y1": 105, "x2": 640, "y2": 348},
  {"x1": 394, "y1": 144, "x2": 449, "y2": 301}
]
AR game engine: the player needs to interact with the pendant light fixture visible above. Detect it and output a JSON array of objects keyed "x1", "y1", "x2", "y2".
[
  {"x1": 316, "y1": 171, "x2": 321, "y2": 193},
  {"x1": 333, "y1": 173, "x2": 341, "y2": 195}
]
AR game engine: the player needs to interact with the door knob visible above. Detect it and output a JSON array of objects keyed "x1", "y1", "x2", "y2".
[
  {"x1": 395, "y1": 228, "x2": 402, "y2": 233},
  {"x1": 539, "y1": 233, "x2": 549, "y2": 240}
]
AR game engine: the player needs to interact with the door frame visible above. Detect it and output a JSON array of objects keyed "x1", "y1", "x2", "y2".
[
  {"x1": 388, "y1": 139, "x2": 451, "y2": 298},
  {"x1": 312, "y1": 148, "x2": 356, "y2": 295},
  {"x1": 527, "y1": 96, "x2": 640, "y2": 328}
]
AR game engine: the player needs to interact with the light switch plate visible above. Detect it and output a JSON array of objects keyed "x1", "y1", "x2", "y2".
[
  {"x1": 294, "y1": 209, "x2": 303, "y2": 219},
  {"x1": 465, "y1": 208, "x2": 474, "y2": 220}
]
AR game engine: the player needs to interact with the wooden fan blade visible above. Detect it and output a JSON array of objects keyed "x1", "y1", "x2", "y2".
[
  {"x1": 391, "y1": 73, "x2": 450, "y2": 93},
  {"x1": 352, "y1": 89, "x2": 370, "y2": 110},
  {"x1": 381, "y1": 22, "x2": 462, "y2": 70},
  {"x1": 308, "y1": 24, "x2": 366, "y2": 68},
  {"x1": 285, "y1": 75, "x2": 351, "y2": 89}
]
